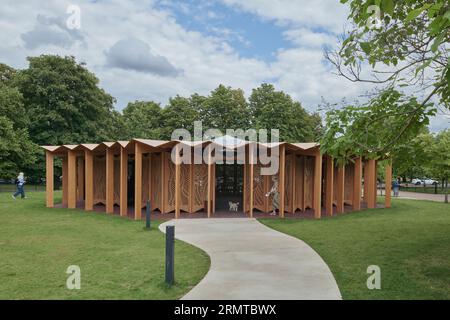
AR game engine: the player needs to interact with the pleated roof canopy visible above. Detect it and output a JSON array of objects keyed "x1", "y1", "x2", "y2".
[{"x1": 42, "y1": 136, "x2": 320, "y2": 155}]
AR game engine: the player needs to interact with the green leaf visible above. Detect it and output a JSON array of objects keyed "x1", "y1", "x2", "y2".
[
  {"x1": 405, "y1": 4, "x2": 432, "y2": 22},
  {"x1": 360, "y1": 42, "x2": 371, "y2": 55},
  {"x1": 444, "y1": 10, "x2": 450, "y2": 21},
  {"x1": 431, "y1": 34, "x2": 445, "y2": 52},
  {"x1": 381, "y1": 0, "x2": 395, "y2": 16}
]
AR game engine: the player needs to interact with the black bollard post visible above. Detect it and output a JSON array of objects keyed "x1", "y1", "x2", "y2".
[
  {"x1": 146, "y1": 200, "x2": 151, "y2": 229},
  {"x1": 165, "y1": 225, "x2": 175, "y2": 285}
]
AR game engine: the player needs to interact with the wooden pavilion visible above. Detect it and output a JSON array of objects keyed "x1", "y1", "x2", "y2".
[{"x1": 42, "y1": 137, "x2": 392, "y2": 220}]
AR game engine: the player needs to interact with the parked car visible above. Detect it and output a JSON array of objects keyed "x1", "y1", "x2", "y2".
[
  {"x1": 423, "y1": 179, "x2": 438, "y2": 185},
  {"x1": 411, "y1": 179, "x2": 423, "y2": 185}
]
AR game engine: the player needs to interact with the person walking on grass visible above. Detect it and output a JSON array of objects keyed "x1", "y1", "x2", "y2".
[
  {"x1": 392, "y1": 178, "x2": 400, "y2": 197},
  {"x1": 12, "y1": 172, "x2": 26, "y2": 199},
  {"x1": 265, "y1": 176, "x2": 279, "y2": 216}
]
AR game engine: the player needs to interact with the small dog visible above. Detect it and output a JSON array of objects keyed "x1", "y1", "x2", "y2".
[{"x1": 228, "y1": 201, "x2": 239, "y2": 212}]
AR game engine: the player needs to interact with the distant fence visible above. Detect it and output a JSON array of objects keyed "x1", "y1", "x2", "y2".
[{"x1": 0, "y1": 179, "x2": 62, "y2": 193}]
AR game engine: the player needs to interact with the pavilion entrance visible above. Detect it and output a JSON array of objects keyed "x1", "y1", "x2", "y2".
[{"x1": 215, "y1": 162, "x2": 244, "y2": 213}]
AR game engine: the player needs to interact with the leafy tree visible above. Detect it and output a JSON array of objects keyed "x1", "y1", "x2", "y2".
[
  {"x1": 326, "y1": 0, "x2": 450, "y2": 149},
  {"x1": 250, "y1": 83, "x2": 321, "y2": 142},
  {"x1": 0, "y1": 64, "x2": 39, "y2": 179},
  {"x1": 200, "y1": 85, "x2": 250, "y2": 133},
  {"x1": 0, "y1": 116, "x2": 38, "y2": 179},
  {"x1": 320, "y1": 89, "x2": 437, "y2": 163},
  {"x1": 121, "y1": 101, "x2": 163, "y2": 139},
  {"x1": 422, "y1": 129, "x2": 450, "y2": 202},
  {"x1": 16, "y1": 55, "x2": 116, "y2": 145},
  {"x1": 161, "y1": 95, "x2": 200, "y2": 139},
  {"x1": 392, "y1": 128, "x2": 430, "y2": 181},
  {"x1": 0, "y1": 63, "x2": 17, "y2": 85}
]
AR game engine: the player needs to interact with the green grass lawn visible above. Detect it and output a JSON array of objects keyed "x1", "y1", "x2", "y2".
[
  {"x1": 0, "y1": 191, "x2": 210, "y2": 300},
  {"x1": 260, "y1": 199, "x2": 450, "y2": 300}
]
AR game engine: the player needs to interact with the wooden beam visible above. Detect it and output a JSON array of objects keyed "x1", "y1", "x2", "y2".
[
  {"x1": 366, "y1": 159, "x2": 377, "y2": 209},
  {"x1": 207, "y1": 147, "x2": 213, "y2": 218},
  {"x1": 353, "y1": 157, "x2": 362, "y2": 211},
  {"x1": 147, "y1": 153, "x2": 153, "y2": 211},
  {"x1": 119, "y1": 147, "x2": 128, "y2": 217},
  {"x1": 67, "y1": 150, "x2": 77, "y2": 209},
  {"x1": 76, "y1": 157, "x2": 84, "y2": 201},
  {"x1": 302, "y1": 157, "x2": 306, "y2": 212},
  {"x1": 175, "y1": 145, "x2": 181, "y2": 219},
  {"x1": 336, "y1": 163, "x2": 345, "y2": 214},
  {"x1": 84, "y1": 150, "x2": 93, "y2": 211},
  {"x1": 212, "y1": 164, "x2": 216, "y2": 214},
  {"x1": 134, "y1": 142, "x2": 142, "y2": 220},
  {"x1": 279, "y1": 144, "x2": 286, "y2": 218},
  {"x1": 45, "y1": 151, "x2": 54, "y2": 208},
  {"x1": 363, "y1": 160, "x2": 369, "y2": 203},
  {"x1": 161, "y1": 152, "x2": 166, "y2": 214},
  {"x1": 291, "y1": 155, "x2": 296, "y2": 213},
  {"x1": 385, "y1": 161, "x2": 392, "y2": 208},
  {"x1": 249, "y1": 144, "x2": 254, "y2": 218},
  {"x1": 106, "y1": 148, "x2": 114, "y2": 214},
  {"x1": 374, "y1": 161, "x2": 378, "y2": 203},
  {"x1": 325, "y1": 156, "x2": 334, "y2": 216},
  {"x1": 313, "y1": 151, "x2": 323, "y2": 219},
  {"x1": 62, "y1": 156, "x2": 68, "y2": 206},
  {"x1": 243, "y1": 160, "x2": 247, "y2": 213},
  {"x1": 189, "y1": 154, "x2": 194, "y2": 214}
]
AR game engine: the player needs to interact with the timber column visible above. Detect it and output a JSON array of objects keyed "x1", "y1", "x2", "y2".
[
  {"x1": 134, "y1": 142, "x2": 142, "y2": 220},
  {"x1": 67, "y1": 150, "x2": 77, "y2": 209},
  {"x1": 325, "y1": 156, "x2": 334, "y2": 216},
  {"x1": 353, "y1": 157, "x2": 362, "y2": 211},
  {"x1": 106, "y1": 148, "x2": 114, "y2": 214},
  {"x1": 313, "y1": 149, "x2": 322, "y2": 219},
  {"x1": 45, "y1": 151, "x2": 54, "y2": 208},
  {"x1": 279, "y1": 144, "x2": 286, "y2": 218},
  {"x1": 385, "y1": 161, "x2": 392, "y2": 208},
  {"x1": 336, "y1": 163, "x2": 345, "y2": 214},
  {"x1": 119, "y1": 147, "x2": 128, "y2": 216},
  {"x1": 84, "y1": 150, "x2": 94, "y2": 211}
]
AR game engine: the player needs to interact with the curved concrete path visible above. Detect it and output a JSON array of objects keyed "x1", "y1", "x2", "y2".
[{"x1": 159, "y1": 218, "x2": 341, "y2": 300}]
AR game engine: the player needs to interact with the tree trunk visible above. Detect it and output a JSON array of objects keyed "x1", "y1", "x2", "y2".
[{"x1": 445, "y1": 179, "x2": 448, "y2": 204}]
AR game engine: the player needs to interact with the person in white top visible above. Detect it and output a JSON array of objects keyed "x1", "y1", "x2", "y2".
[
  {"x1": 265, "y1": 176, "x2": 279, "y2": 216},
  {"x1": 12, "y1": 172, "x2": 26, "y2": 199}
]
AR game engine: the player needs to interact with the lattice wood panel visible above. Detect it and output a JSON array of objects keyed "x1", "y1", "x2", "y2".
[
  {"x1": 294, "y1": 156, "x2": 305, "y2": 211},
  {"x1": 166, "y1": 153, "x2": 175, "y2": 213},
  {"x1": 180, "y1": 164, "x2": 190, "y2": 212},
  {"x1": 253, "y1": 164, "x2": 266, "y2": 212},
  {"x1": 244, "y1": 163, "x2": 250, "y2": 213},
  {"x1": 93, "y1": 156, "x2": 106, "y2": 205},
  {"x1": 345, "y1": 162, "x2": 355, "y2": 205},
  {"x1": 151, "y1": 153, "x2": 162, "y2": 211},
  {"x1": 141, "y1": 156, "x2": 149, "y2": 208},
  {"x1": 304, "y1": 156, "x2": 314, "y2": 209},
  {"x1": 284, "y1": 155, "x2": 293, "y2": 213},
  {"x1": 193, "y1": 164, "x2": 208, "y2": 212}
]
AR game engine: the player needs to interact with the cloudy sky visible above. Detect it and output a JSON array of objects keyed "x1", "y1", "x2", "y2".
[{"x1": 1, "y1": 0, "x2": 448, "y2": 131}]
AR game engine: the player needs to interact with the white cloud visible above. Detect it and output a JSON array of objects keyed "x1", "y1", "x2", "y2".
[
  {"x1": 219, "y1": 0, "x2": 349, "y2": 30},
  {"x1": 21, "y1": 14, "x2": 85, "y2": 49},
  {"x1": 105, "y1": 37, "x2": 182, "y2": 76},
  {"x1": 0, "y1": 0, "x2": 447, "y2": 132}
]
